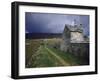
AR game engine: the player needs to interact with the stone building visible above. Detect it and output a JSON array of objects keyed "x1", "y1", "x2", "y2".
[{"x1": 60, "y1": 22, "x2": 89, "y2": 65}]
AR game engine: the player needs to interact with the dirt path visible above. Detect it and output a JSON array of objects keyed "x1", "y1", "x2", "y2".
[{"x1": 45, "y1": 46, "x2": 70, "y2": 66}]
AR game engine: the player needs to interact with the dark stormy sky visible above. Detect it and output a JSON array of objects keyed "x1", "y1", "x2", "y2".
[{"x1": 25, "y1": 12, "x2": 89, "y2": 36}]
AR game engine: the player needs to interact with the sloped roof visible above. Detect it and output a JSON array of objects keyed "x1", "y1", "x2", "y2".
[{"x1": 65, "y1": 24, "x2": 83, "y2": 33}]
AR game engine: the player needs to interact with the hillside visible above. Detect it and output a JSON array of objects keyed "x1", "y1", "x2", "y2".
[{"x1": 26, "y1": 33, "x2": 62, "y2": 39}]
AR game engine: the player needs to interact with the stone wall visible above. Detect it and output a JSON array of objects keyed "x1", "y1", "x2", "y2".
[{"x1": 68, "y1": 43, "x2": 89, "y2": 65}]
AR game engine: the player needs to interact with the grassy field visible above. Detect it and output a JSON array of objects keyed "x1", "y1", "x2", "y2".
[
  {"x1": 25, "y1": 38, "x2": 82, "y2": 68},
  {"x1": 25, "y1": 39, "x2": 42, "y2": 66}
]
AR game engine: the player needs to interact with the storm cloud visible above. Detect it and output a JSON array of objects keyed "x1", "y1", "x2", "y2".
[{"x1": 25, "y1": 12, "x2": 89, "y2": 36}]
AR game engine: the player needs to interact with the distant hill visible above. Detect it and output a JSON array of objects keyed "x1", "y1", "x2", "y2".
[{"x1": 26, "y1": 33, "x2": 62, "y2": 39}]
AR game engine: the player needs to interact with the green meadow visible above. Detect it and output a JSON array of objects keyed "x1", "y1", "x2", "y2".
[{"x1": 25, "y1": 39, "x2": 82, "y2": 68}]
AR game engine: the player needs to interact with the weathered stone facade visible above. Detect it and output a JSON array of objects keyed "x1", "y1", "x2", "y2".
[{"x1": 60, "y1": 24, "x2": 89, "y2": 65}]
